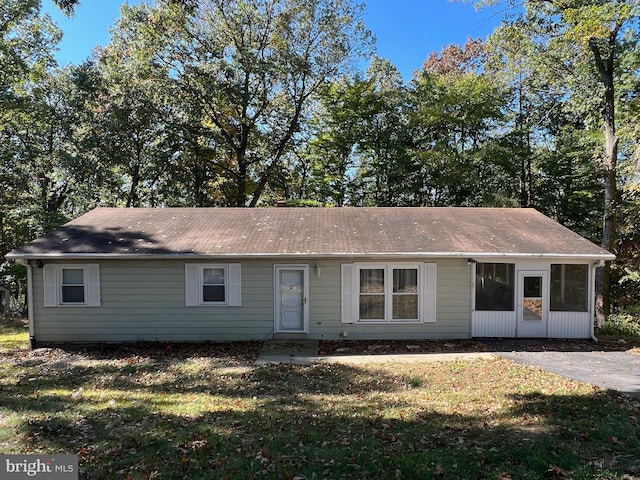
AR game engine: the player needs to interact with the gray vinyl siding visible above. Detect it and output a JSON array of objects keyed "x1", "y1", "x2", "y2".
[{"x1": 31, "y1": 257, "x2": 472, "y2": 343}]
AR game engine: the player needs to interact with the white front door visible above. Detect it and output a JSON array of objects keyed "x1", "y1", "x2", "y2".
[
  {"x1": 275, "y1": 265, "x2": 309, "y2": 333},
  {"x1": 517, "y1": 271, "x2": 548, "y2": 338}
]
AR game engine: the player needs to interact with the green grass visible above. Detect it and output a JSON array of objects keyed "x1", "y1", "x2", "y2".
[
  {"x1": 0, "y1": 317, "x2": 29, "y2": 353},
  {"x1": 0, "y1": 341, "x2": 639, "y2": 479}
]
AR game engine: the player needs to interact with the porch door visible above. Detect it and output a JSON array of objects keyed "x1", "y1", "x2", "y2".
[
  {"x1": 275, "y1": 266, "x2": 309, "y2": 333},
  {"x1": 517, "y1": 271, "x2": 548, "y2": 338}
]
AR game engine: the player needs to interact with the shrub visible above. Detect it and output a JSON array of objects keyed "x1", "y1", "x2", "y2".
[{"x1": 597, "y1": 309, "x2": 640, "y2": 337}]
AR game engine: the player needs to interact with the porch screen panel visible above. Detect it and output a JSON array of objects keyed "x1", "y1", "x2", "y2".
[
  {"x1": 475, "y1": 263, "x2": 514, "y2": 311},
  {"x1": 550, "y1": 264, "x2": 588, "y2": 312}
]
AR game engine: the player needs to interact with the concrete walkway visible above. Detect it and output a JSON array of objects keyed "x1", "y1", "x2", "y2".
[
  {"x1": 255, "y1": 340, "x2": 640, "y2": 398},
  {"x1": 255, "y1": 340, "x2": 321, "y2": 366}
]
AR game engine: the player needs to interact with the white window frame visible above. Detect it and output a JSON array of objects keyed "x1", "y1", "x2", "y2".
[
  {"x1": 201, "y1": 264, "x2": 228, "y2": 305},
  {"x1": 185, "y1": 263, "x2": 242, "y2": 307},
  {"x1": 341, "y1": 262, "x2": 436, "y2": 324},
  {"x1": 43, "y1": 264, "x2": 101, "y2": 307}
]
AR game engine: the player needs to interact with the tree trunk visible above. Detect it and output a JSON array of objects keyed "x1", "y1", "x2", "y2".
[
  {"x1": 127, "y1": 163, "x2": 141, "y2": 208},
  {"x1": 590, "y1": 36, "x2": 619, "y2": 325},
  {"x1": 235, "y1": 150, "x2": 248, "y2": 207}
]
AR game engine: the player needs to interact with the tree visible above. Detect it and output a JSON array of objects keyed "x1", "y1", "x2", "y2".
[
  {"x1": 93, "y1": 41, "x2": 181, "y2": 208},
  {"x1": 1, "y1": 0, "x2": 60, "y2": 252},
  {"x1": 476, "y1": 0, "x2": 640, "y2": 319},
  {"x1": 355, "y1": 58, "x2": 412, "y2": 206},
  {"x1": 51, "y1": 0, "x2": 80, "y2": 16},
  {"x1": 110, "y1": 0, "x2": 371, "y2": 207},
  {"x1": 484, "y1": 18, "x2": 604, "y2": 236},
  {"x1": 305, "y1": 76, "x2": 376, "y2": 206},
  {"x1": 408, "y1": 40, "x2": 511, "y2": 207}
]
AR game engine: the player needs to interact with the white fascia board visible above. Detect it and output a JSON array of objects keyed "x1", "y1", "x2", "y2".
[{"x1": 7, "y1": 251, "x2": 616, "y2": 261}]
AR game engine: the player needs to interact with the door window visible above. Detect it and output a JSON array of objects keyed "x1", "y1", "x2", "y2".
[{"x1": 522, "y1": 276, "x2": 543, "y2": 322}]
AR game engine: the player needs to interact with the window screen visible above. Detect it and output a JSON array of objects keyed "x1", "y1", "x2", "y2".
[
  {"x1": 550, "y1": 264, "x2": 588, "y2": 312},
  {"x1": 475, "y1": 263, "x2": 514, "y2": 311}
]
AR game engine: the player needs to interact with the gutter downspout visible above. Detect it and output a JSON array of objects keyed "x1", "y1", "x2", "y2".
[
  {"x1": 591, "y1": 260, "x2": 604, "y2": 343},
  {"x1": 468, "y1": 259, "x2": 476, "y2": 339},
  {"x1": 21, "y1": 260, "x2": 36, "y2": 349}
]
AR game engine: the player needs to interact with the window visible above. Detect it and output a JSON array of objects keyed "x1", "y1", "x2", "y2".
[
  {"x1": 185, "y1": 264, "x2": 242, "y2": 306},
  {"x1": 359, "y1": 268, "x2": 385, "y2": 320},
  {"x1": 475, "y1": 263, "x2": 514, "y2": 311},
  {"x1": 43, "y1": 264, "x2": 101, "y2": 307},
  {"x1": 550, "y1": 264, "x2": 588, "y2": 312},
  {"x1": 202, "y1": 267, "x2": 226, "y2": 303},
  {"x1": 61, "y1": 268, "x2": 85, "y2": 304},
  {"x1": 392, "y1": 268, "x2": 419, "y2": 320},
  {"x1": 342, "y1": 263, "x2": 436, "y2": 323}
]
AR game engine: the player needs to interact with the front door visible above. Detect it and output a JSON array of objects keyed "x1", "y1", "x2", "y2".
[
  {"x1": 517, "y1": 271, "x2": 548, "y2": 338},
  {"x1": 275, "y1": 266, "x2": 309, "y2": 333}
]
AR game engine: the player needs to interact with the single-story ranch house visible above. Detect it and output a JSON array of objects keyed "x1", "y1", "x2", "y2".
[{"x1": 7, "y1": 207, "x2": 614, "y2": 346}]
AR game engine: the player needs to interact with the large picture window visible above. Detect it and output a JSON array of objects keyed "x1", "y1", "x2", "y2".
[
  {"x1": 550, "y1": 264, "x2": 588, "y2": 312},
  {"x1": 342, "y1": 263, "x2": 436, "y2": 324},
  {"x1": 475, "y1": 263, "x2": 514, "y2": 311}
]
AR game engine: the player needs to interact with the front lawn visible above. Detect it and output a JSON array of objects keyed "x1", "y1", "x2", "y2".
[
  {"x1": 0, "y1": 317, "x2": 29, "y2": 353},
  {"x1": 0, "y1": 336, "x2": 638, "y2": 479}
]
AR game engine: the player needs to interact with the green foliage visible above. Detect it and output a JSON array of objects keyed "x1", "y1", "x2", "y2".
[
  {"x1": 408, "y1": 57, "x2": 512, "y2": 206},
  {"x1": 0, "y1": 0, "x2": 65, "y2": 292},
  {"x1": 51, "y1": 0, "x2": 80, "y2": 17},
  {"x1": 108, "y1": 0, "x2": 372, "y2": 207},
  {"x1": 597, "y1": 308, "x2": 640, "y2": 338}
]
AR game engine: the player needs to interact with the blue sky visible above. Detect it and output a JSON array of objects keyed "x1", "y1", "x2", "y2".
[{"x1": 43, "y1": 0, "x2": 507, "y2": 81}]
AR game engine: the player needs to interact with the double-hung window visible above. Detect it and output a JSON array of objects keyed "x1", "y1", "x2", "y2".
[
  {"x1": 61, "y1": 268, "x2": 85, "y2": 304},
  {"x1": 185, "y1": 264, "x2": 242, "y2": 306},
  {"x1": 43, "y1": 264, "x2": 101, "y2": 307},
  {"x1": 202, "y1": 266, "x2": 226, "y2": 303},
  {"x1": 359, "y1": 268, "x2": 386, "y2": 320},
  {"x1": 342, "y1": 263, "x2": 436, "y2": 323}
]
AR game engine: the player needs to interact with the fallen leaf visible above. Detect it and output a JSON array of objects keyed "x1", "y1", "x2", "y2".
[
  {"x1": 547, "y1": 464, "x2": 571, "y2": 479},
  {"x1": 606, "y1": 436, "x2": 624, "y2": 445}
]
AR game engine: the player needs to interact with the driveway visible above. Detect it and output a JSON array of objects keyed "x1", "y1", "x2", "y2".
[
  {"x1": 257, "y1": 339, "x2": 640, "y2": 397},
  {"x1": 497, "y1": 349, "x2": 640, "y2": 397}
]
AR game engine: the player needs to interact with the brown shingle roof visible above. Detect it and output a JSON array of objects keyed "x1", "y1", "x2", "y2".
[{"x1": 7, "y1": 207, "x2": 614, "y2": 259}]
